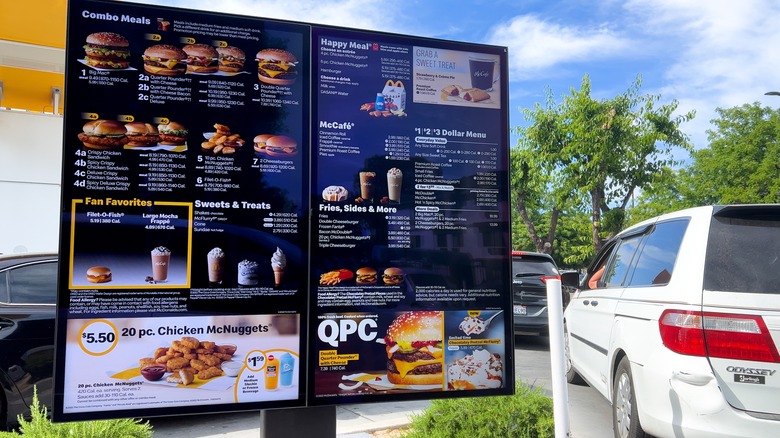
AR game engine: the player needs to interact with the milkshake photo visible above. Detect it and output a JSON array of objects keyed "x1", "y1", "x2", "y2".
[
  {"x1": 207, "y1": 247, "x2": 225, "y2": 284},
  {"x1": 151, "y1": 246, "x2": 171, "y2": 282},
  {"x1": 387, "y1": 168, "x2": 403, "y2": 203}
]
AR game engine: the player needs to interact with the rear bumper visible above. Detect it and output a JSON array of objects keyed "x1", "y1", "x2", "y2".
[
  {"x1": 513, "y1": 309, "x2": 549, "y2": 335},
  {"x1": 635, "y1": 354, "x2": 780, "y2": 437}
]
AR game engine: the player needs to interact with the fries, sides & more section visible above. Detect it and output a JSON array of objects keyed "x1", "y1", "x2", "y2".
[{"x1": 54, "y1": 0, "x2": 511, "y2": 423}]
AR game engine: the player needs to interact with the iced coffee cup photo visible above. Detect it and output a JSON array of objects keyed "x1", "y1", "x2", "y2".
[
  {"x1": 207, "y1": 247, "x2": 225, "y2": 284},
  {"x1": 387, "y1": 167, "x2": 403, "y2": 203},
  {"x1": 359, "y1": 171, "x2": 376, "y2": 202},
  {"x1": 151, "y1": 246, "x2": 171, "y2": 283}
]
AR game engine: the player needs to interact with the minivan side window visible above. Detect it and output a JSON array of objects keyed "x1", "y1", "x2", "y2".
[
  {"x1": 627, "y1": 219, "x2": 689, "y2": 287},
  {"x1": 603, "y1": 236, "x2": 643, "y2": 288}
]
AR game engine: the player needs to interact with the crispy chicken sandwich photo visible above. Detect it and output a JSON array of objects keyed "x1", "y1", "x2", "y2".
[
  {"x1": 217, "y1": 46, "x2": 246, "y2": 73},
  {"x1": 83, "y1": 32, "x2": 131, "y2": 69},
  {"x1": 384, "y1": 311, "x2": 443, "y2": 385},
  {"x1": 124, "y1": 122, "x2": 160, "y2": 147},
  {"x1": 77, "y1": 120, "x2": 128, "y2": 150},
  {"x1": 183, "y1": 43, "x2": 219, "y2": 74},
  {"x1": 255, "y1": 48, "x2": 298, "y2": 85},
  {"x1": 157, "y1": 121, "x2": 188, "y2": 146},
  {"x1": 143, "y1": 44, "x2": 187, "y2": 76}
]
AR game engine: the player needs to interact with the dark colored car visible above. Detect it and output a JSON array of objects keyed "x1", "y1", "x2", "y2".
[
  {"x1": 511, "y1": 250, "x2": 570, "y2": 336},
  {"x1": 0, "y1": 253, "x2": 57, "y2": 430}
]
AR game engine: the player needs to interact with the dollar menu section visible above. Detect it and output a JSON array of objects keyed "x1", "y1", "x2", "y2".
[
  {"x1": 55, "y1": 0, "x2": 309, "y2": 421},
  {"x1": 308, "y1": 27, "x2": 512, "y2": 404},
  {"x1": 55, "y1": 0, "x2": 511, "y2": 423}
]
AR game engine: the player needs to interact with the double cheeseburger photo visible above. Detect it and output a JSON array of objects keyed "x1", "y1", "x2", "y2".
[
  {"x1": 384, "y1": 311, "x2": 443, "y2": 386},
  {"x1": 83, "y1": 32, "x2": 131, "y2": 69},
  {"x1": 256, "y1": 48, "x2": 299, "y2": 85}
]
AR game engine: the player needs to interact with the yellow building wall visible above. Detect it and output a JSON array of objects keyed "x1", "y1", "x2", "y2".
[{"x1": 0, "y1": 0, "x2": 67, "y2": 113}]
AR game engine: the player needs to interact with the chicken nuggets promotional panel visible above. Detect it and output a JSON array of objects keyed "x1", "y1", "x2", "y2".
[
  {"x1": 311, "y1": 310, "x2": 507, "y2": 401},
  {"x1": 61, "y1": 314, "x2": 301, "y2": 414}
]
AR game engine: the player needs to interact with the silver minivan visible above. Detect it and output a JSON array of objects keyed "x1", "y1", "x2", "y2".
[{"x1": 565, "y1": 205, "x2": 780, "y2": 438}]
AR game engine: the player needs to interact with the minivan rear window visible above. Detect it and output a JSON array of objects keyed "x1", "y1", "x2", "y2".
[{"x1": 705, "y1": 215, "x2": 780, "y2": 294}]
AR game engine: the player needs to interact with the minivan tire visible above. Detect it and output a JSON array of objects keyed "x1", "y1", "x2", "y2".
[{"x1": 612, "y1": 356, "x2": 647, "y2": 438}]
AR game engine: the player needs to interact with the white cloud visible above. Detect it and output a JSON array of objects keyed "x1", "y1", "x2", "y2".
[
  {"x1": 625, "y1": 0, "x2": 780, "y2": 147},
  {"x1": 485, "y1": 15, "x2": 633, "y2": 80}
]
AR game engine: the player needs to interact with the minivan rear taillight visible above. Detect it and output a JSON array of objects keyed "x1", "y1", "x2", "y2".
[{"x1": 659, "y1": 310, "x2": 780, "y2": 362}]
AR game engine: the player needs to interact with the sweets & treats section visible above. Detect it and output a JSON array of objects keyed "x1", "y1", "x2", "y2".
[{"x1": 55, "y1": 0, "x2": 510, "y2": 422}]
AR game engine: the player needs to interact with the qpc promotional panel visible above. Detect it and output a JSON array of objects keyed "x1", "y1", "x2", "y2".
[
  {"x1": 309, "y1": 27, "x2": 512, "y2": 404},
  {"x1": 56, "y1": 0, "x2": 309, "y2": 421}
]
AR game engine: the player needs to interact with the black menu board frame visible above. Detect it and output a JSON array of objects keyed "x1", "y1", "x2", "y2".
[{"x1": 55, "y1": 0, "x2": 511, "y2": 422}]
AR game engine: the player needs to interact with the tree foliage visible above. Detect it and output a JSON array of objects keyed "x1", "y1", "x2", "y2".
[
  {"x1": 688, "y1": 102, "x2": 780, "y2": 204},
  {"x1": 512, "y1": 75, "x2": 694, "y2": 253}
]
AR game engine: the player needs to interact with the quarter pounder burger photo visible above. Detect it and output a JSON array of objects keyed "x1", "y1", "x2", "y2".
[
  {"x1": 183, "y1": 43, "x2": 219, "y2": 74},
  {"x1": 143, "y1": 44, "x2": 187, "y2": 76},
  {"x1": 255, "y1": 48, "x2": 298, "y2": 85},
  {"x1": 384, "y1": 311, "x2": 443, "y2": 386},
  {"x1": 217, "y1": 46, "x2": 246, "y2": 73},
  {"x1": 83, "y1": 32, "x2": 131, "y2": 69},
  {"x1": 77, "y1": 120, "x2": 128, "y2": 150}
]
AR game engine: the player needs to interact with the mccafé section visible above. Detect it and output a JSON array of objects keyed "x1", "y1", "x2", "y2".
[{"x1": 4, "y1": 1, "x2": 514, "y2": 434}]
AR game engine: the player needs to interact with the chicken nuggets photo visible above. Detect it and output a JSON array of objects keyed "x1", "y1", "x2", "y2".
[{"x1": 137, "y1": 337, "x2": 237, "y2": 386}]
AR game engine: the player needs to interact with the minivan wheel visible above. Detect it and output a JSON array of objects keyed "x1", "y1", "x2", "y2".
[
  {"x1": 613, "y1": 357, "x2": 647, "y2": 438},
  {"x1": 564, "y1": 323, "x2": 584, "y2": 384}
]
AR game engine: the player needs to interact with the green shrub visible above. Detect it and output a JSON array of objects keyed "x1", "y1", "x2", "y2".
[
  {"x1": 0, "y1": 387, "x2": 152, "y2": 438},
  {"x1": 404, "y1": 382, "x2": 554, "y2": 438}
]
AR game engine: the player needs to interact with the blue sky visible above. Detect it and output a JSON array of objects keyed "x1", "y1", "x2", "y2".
[{"x1": 132, "y1": 0, "x2": 780, "y2": 152}]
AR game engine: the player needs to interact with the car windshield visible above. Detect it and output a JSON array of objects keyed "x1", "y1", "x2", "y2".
[
  {"x1": 512, "y1": 258, "x2": 558, "y2": 277},
  {"x1": 704, "y1": 214, "x2": 780, "y2": 294}
]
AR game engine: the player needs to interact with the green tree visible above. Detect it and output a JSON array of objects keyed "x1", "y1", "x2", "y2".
[
  {"x1": 688, "y1": 102, "x2": 780, "y2": 203},
  {"x1": 624, "y1": 166, "x2": 699, "y2": 226},
  {"x1": 514, "y1": 75, "x2": 694, "y2": 252}
]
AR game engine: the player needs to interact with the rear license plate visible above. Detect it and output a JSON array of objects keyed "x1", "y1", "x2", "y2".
[{"x1": 514, "y1": 305, "x2": 527, "y2": 315}]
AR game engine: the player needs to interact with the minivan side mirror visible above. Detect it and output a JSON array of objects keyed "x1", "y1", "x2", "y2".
[{"x1": 561, "y1": 271, "x2": 580, "y2": 288}]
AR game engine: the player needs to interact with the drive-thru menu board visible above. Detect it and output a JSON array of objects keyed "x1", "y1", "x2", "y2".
[{"x1": 56, "y1": 0, "x2": 510, "y2": 422}]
